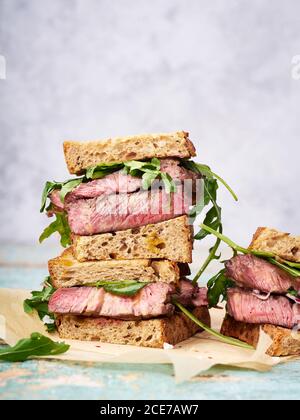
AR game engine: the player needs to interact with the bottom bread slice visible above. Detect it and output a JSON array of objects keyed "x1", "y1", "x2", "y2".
[
  {"x1": 56, "y1": 307, "x2": 210, "y2": 348},
  {"x1": 221, "y1": 315, "x2": 300, "y2": 357}
]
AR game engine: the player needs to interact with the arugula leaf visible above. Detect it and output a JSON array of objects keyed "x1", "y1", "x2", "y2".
[
  {"x1": 41, "y1": 158, "x2": 177, "y2": 217},
  {"x1": 0, "y1": 333, "x2": 69, "y2": 362},
  {"x1": 39, "y1": 213, "x2": 71, "y2": 248},
  {"x1": 23, "y1": 277, "x2": 56, "y2": 332},
  {"x1": 207, "y1": 269, "x2": 235, "y2": 308},
  {"x1": 124, "y1": 158, "x2": 177, "y2": 193},
  {"x1": 279, "y1": 260, "x2": 300, "y2": 270},
  {"x1": 85, "y1": 162, "x2": 124, "y2": 180},
  {"x1": 201, "y1": 223, "x2": 300, "y2": 278},
  {"x1": 181, "y1": 160, "x2": 237, "y2": 284},
  {"x1": 92, "y1": 280, "x2": 149, "y2": 296},
  {"x1": 287, "y1": 288, "x2": 298, "y2": 297},
  {"x1": 268, "y1": 259, "x2": 300, "y2": 278},
  {"x1": 59, "y1": 178, "x2": 83, "y2": 202},
  {"x1": 160, "y1": 172, "x2": 177, "y2": 193},
  {"x1": 173, "y1": 300, "x2": 254, "y2": 350},
  {"x1": 40, "y1": 177, "x2": 84, "y2": 213},
  {"x1": 193, "y1": 234, "x2": 222, "y2": 285},
  {"x1": 181, "y1": 160, "x2": 238, "y2": 202},
  {"x1": 142, "y1": 171, "x2": 160, "y2": 190},
  {"x1": 40, "y1": 181, "x2": 62, "y2": 212}
]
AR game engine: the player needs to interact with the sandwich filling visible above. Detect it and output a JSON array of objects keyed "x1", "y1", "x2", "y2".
[
  {"x1": 227, "y1": 287, "x2": 300, "y2": 329},
  {"x1": 48, "y1": 280, "x2": 208, "y2": 320},
  {"x1": 47, "y1": 158, "x2": 201, "y2": 236},
  {"x1": 225, "y1": 255, "x2": 300, "y2": 329}
]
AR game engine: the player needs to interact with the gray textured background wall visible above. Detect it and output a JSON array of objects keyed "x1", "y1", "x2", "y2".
[{"x1": 0, "y1": 0, "x2": 299, "y2": 247}]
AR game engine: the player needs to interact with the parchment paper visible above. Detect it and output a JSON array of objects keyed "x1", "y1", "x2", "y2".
[{"x1": 0, "y1": 288, "x2": 297, "y2": 381}]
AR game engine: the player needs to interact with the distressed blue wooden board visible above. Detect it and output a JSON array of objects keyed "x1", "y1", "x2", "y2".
[{"x1": 1, "y1": 245, "x2": 300, "y2": 400}]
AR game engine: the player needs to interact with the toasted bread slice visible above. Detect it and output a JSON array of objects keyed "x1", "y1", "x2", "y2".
[
  {"x1": 63, "y1": 131, "x2": 196, "y2": 174},
  {"x1": 72, "y1": 216, "x2": 193, "y2": 263},
  {"x1": 249, "y1": 227, "x2": 300, "y2": 263},
  {"x1": 49, "y1": 248, "x2": 180, "y2": 288},
  {"x1": 56, "y1": 307, "x2": 210, "y2": 348},
  {"x1": 221, "y1": 315, "x2": 300, "y2": 357}
]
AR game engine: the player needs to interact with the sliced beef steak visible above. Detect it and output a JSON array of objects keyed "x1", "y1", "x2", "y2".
[
  {"x1": 49, "y1": 280, "x2": 208, "y2": 320},
  {"x1": 225, "y1": 254, "x2": 300, "y2": 294},
  {"x1": 51, "y1": 158, "x2": 201, "y2": 209},
  {"x1": 227, "y1": 288, "x2": 300, "y2": 329},
  {"x1": 49, "y1": 283, "x2": 175, "y2": 320},
  {"x1": 176, "y1": 279, "x2": 208, "y2": 307},
  {"x1": 66, "y1": 186, "x2": 191, "y2": 235}
]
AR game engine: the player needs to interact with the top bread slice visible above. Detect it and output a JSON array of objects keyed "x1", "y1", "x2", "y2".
[
  {"x1": 64, "y1": 131, "x2": 196, "y2": 174},
  {"x1": 49, "y1": 248, "x2": 180, "y2": 288},
  {"x1": 249, "y1": 227, "x2": 300, "y2": 263}
]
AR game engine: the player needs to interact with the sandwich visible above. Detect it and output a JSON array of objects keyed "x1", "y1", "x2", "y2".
[
  {"x1": 202, "y1": 225, "x2": 300, "y2": 356},
  {"x1": 30, "y1": 131, "x2": 239, "y2": 349}
]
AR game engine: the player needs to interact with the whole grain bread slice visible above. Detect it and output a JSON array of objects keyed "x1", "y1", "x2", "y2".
[
  {"x1": 63, "y1": 131, "x2": 196, "y2": 174},
  {"x1": 249, "y1": 227, "x2": 300, "y2": 263},
  {"x1": 49, "y1": 248, "x2": 180, "y2": 288},
  {"x1": 72, "y1": 215, "x2": 193, "y2": 263},
  {"x1": 221, "y1": 315, "x2": 300, "y2": 357},
  {"x1": 55, "y1": 307, "x2": 210, "y2": 348}
]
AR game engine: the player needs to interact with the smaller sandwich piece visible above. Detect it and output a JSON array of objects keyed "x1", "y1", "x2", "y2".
[
  {"x1": 204, "y1": 225, "x2": 300, "y2": 357},
  {"x1": 64, "y1": 131, "x2": 196, "y2": 175},
  {"x1": 49, "y1": 248, "x2": 180, "y2": 288},
  {"x1": 72, "y1": 215, "x2": 193, "y2": 263}
]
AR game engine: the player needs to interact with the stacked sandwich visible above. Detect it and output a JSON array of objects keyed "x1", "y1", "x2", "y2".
[
  {"x1": 218, "y1": 227, "x2": 300, "y2": 356},
  {"x1": 41, "y1": 132, "x2": 211, "y2": 348}
]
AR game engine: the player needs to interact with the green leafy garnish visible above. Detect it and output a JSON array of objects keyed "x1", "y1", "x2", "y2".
[
  {"x1": 85, "y1": 158, "x2": 177, "y2": 193},
  {"x1": 40, "y1": 181, "x2": 62, "y2": 212},
  {"x1": 182, "y1": 160, "x2": 237, "y2": 284},
  {"x1": 0, "y1": 333, "x2": 69, "y2": 362},
  {"x1": 39, "y1": 213, "x2": 71, "y2": 248},
  {"x1": 40, "y1": 158, "x2": 177, "y2": 216},
  {"x1": 200, "y1": 223, "x2": 300, "y2": 278},
  {"x1": 283, "y1": 260, "x2": 300, "y2": 269},
  {"x1": 23, "y1": 278, "x2": 56, "y2": 332},
  {"x1": 40, "y1": 179, "x2": 84, "y2": 212},
  {"x1": 85, "y1": 162, "x2": 124, "y2": 180},
  {"x1": 174, "y1": 300, "x2": 254, "y2": 350},
  {"x1": 268, "y1": 259, "x2": 300, "y2": 278},
  {"x1": 92, "y1": 280, "x2": 150, "y2": 296},
  {"x1": 59, "y1": 179, "x2": 83, "y2": 202},
  {"x1": 124, "y1": 158, "x2": 177, "y2": 193},
  {"x1": 287, "y1": 288, "x2": 298, "y2": 297},
  {"x1": 181, "y1": 160, "x2": 238, "y2": 202},
  {"x1": 207, "y1": 269, "x2": 235, "y2": 308}
]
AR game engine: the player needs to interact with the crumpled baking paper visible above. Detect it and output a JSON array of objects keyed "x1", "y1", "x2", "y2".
[{"x1": 0, "y1": 288, "x2": 297, "y2": 381}]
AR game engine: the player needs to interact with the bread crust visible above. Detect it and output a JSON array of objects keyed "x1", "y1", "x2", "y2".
[
  {"x1": 48, "y1": 248, "x2": 180, "y2": 288},
  {"x1": 63, "y1": 131, "x2": 196, "y2": 174},
  {"x1": 55, "y1": 307, "x2": 210, "y2": 348},
  {"x1": 249, "y1": 227, "x2": 300, "y2": 263},
  {"x1": 221, "y1": 315, "x2": 300, "y2": 357},
  {"x1": 72, "y1": 216, "x2": 193, "y2": 263}
]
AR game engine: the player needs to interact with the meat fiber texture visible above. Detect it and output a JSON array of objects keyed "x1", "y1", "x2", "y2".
[
  {"x1": 227, "y1": 288, "x2": 300, "y2": 329},
  {"x1": 49, "y1": 159, "x2": 201, "y2": 235},
  {"x1": 49, "y1": 280, "x2": 208, "y2": 321},
  {"x1": 225, "y1": 254, "x2": 300, "y2": 329},
  {"x1": 225, "y1": 254, "x2": 300, "y2": 294},
  {"x1": 66, "y1": 187, "x2": 192, "y2": 235}
]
